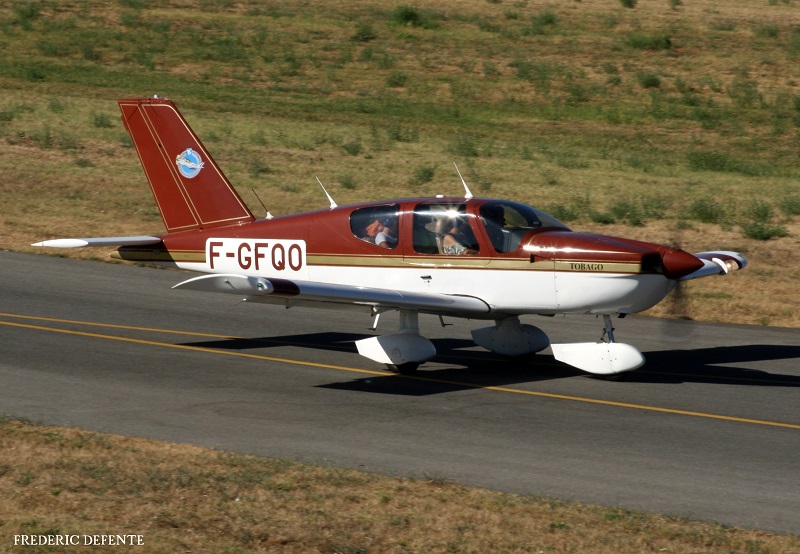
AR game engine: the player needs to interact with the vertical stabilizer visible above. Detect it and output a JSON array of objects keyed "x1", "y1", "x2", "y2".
[{"x1": 118, "y1": 97, "x2": 255, "y2": 233}]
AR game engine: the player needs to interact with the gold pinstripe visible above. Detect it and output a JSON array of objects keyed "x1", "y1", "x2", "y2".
[{"x1": 112, "y1": 249, "x2": 649, "y2": 274}]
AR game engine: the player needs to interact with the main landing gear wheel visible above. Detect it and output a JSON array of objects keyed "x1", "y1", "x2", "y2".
[
  {"x1": 387, "y1": 362, "x2": 420, "y2": 375},
  {"x1": 356, "y1": 311, "x2": 435, "y2": 373}
]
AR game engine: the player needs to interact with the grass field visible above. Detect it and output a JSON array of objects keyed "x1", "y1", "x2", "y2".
[
  {"x1": 2, "y1": 418, "x2": 799, "y2": 553},
  {"x1": 1, "y1": 1, "x2": 799, "y2": 549},
  {"x1": 1, "y1": 0, "x2": 799, "y2": 326},
  {"x1": 2, "y1": 0, "x2": 799, "y2": 327}
]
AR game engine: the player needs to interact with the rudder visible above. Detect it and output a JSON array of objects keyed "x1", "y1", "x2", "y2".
[{"x1": 119, "y1": 97, "x2": 254, "y2": 233}]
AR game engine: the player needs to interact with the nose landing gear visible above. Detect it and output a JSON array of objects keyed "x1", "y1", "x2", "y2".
[{"x1": 550, "y1": 314, "x2": 645, "y2": 376}]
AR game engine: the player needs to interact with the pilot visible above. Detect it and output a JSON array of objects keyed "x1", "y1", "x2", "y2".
[{"x1": 480, "y1": 204, "x2": 506, "y2": 252}]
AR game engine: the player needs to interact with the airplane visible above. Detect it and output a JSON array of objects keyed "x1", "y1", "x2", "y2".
[{"x1": 34, "y1": 96, "x2": 747, "y2": 377}]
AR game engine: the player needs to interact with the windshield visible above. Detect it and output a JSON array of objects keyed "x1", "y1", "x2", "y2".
[{"x1": 479, "y1": 200, "x2": 570, "y2": 253}]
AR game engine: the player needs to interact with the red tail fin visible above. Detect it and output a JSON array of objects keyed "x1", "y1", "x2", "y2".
[{"x1": 118, "y1": 97, "x2": 254, "y2": 233}]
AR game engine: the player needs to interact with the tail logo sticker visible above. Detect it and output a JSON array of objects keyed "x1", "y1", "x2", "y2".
[{"x1": 176, "y1": 148, "x2": 205, "y2": 179}]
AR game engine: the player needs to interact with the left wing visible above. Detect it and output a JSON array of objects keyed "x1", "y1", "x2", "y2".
[{"x1": 172, "y1": 273, "x2": 491, "y2": 316}]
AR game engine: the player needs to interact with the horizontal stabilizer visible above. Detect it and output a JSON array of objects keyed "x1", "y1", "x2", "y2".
[
  {"x1": 32, "y1": 236, "x2": 163, "y2": 248},
  {"x1": 551, "y1": 342, "x2": 645, "y2": 375}
]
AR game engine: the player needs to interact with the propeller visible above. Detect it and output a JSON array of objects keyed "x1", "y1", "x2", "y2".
[{"x1": 661, "y1": 223, "x2": 697, "y2": 340}]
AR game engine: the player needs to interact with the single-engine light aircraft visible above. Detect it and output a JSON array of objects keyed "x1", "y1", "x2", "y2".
[{"x1": 34, "y1": 97, "x2": 747, "y2": 376}]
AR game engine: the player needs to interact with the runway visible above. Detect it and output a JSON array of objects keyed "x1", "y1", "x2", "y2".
[{"x1": 1, "y1": 251, "x2": 798, "y2": 534}]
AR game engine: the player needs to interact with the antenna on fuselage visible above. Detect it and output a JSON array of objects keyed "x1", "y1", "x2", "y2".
[
  {"x1": 251, "y1": 188, "x2": 274, "y2": 220},
  {"x1": 453, "y1": 162, "x2": 473, "y2": 200},
  {"x1": 316, "y1": 176, "x2": 338, "y2": 209}
]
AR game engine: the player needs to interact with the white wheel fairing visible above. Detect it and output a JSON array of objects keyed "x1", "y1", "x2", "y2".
[{"x1": 550, "y1": 342, "x2": 646, "y2": 375}]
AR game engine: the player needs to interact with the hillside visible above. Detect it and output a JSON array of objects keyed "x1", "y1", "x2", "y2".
[{"x1": 0, "y1": 0, "x2": 798, "y2": 326}]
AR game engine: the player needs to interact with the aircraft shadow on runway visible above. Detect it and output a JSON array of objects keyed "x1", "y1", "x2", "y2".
[
  {"x1": 634, "y1": 344, "x2": 800, "y2": 386},
  {"x1": 179, "y1": 332, "x2": 580, "y2": 395},
  {"x1": 178, "y1": 333, "x2": 800, "y2": 395},
  {"x1": 180, "y1": 332, "x2": 369, "y2": 353}
]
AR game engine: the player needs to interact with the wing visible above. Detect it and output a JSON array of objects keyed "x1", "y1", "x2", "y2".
[
  {"x1": 32, "y1": 236, "x2": 163, "y2": 248},
  {"x1": 172, "y1": 273, "x2": 491, "y2": 316}
]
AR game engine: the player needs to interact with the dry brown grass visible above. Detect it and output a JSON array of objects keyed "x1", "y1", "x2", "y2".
[{"x1": 2, "y1": 419, "x2": 798, "y2": 553}]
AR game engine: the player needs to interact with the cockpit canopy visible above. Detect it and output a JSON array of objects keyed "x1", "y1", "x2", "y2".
[{"x1": 348, "y1": 199, "x2": 569, "y2": 255}]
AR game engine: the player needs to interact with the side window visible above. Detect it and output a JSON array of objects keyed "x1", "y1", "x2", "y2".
[
  {"x1": 349, "y1": 204, "x2": 400, "y2": 249},
  {"x1": 413, "y1": 203, "x2": 479, "y2": 256}
]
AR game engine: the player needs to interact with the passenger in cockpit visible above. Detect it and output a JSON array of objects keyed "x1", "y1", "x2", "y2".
[
  {"x1": 365, "y1": 217, "x2": 398, "y2": 249},
  {"x1": 442, "y1": 219, "x2": 478, "y2": 255},
  {"x1": 375, "y1": 217, "x2": 398, "y2": 249},
  {"x1": 427, "y1": 217, "x2": 478, "y2": 256}
]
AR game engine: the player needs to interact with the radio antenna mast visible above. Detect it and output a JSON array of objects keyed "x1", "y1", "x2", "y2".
[
  {"x1": 316, "y1": 176, "x2": 338, "y2": 209},
  {"x1": 251, "y1": 188, "x2": 273, "y2": 219},
  {"x1": 454, "y1": 163, "x2": 473, "y2": 199}
]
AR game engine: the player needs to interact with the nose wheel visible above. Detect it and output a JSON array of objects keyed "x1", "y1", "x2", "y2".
[
  {"x1": 551, "y1": 314, "x2": 645, "y2": 376},
  {"x1": 597, "y1": 314, "x2": 628, "y2": 381}
]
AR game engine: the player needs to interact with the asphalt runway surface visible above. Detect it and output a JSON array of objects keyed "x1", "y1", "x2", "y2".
[{"x1": 1, "y1": 251, "x2": 798, "y2": 534}]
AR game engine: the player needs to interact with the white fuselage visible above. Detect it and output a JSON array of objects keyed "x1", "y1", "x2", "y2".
[{"x1": 175, "y1": 236, "x2": 675, "y2": 317}]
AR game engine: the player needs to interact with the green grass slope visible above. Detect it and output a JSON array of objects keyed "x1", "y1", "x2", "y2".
[{"x1": 1, "y1": 0, "x2": 798, "y2": 325}]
